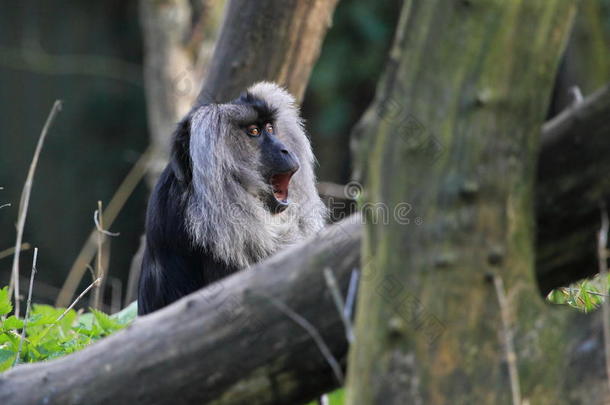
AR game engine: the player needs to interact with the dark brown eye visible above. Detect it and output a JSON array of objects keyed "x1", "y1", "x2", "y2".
[
  {"x1": 246, "y1": 125, "x2": 260, "y2": 136},
  {"x1": 265, "y1": 123, "x2": 274, "y2": 134}
]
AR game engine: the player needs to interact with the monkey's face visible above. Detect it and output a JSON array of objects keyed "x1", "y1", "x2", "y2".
[
  {"x1": 241, "y1": 120, "x2": 300, "y2": 214},
  {"x1": 215, "y1": 93, "x2": 300, "y2": 215}
]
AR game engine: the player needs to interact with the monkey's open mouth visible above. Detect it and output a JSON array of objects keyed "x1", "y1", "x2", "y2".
[
  {"x1": 265, "y1": 170, "x2": 297, "y2": 214},
  {"x1": 270, "y1": 172, "x2": 294, "y2": 203}
]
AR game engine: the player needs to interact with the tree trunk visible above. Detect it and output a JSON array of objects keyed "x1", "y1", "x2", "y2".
[
  {"x1": 140, "y1": 0, "x2": 227, "y2": 183},
  {"x1": 333, "y1": 84, "x2": 610, "y2": 292},
  {"x1": 197, "y1": 0, "x2": 339, "y2": 104},
  {"x1": 0, "y1": 216, "x2": 360, "y2": 405},
  {"x1": 346, "y1": 1, "x2": 578, "y2": 404}
]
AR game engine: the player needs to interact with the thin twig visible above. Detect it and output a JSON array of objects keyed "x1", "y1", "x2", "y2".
[
  {"x1": 0, "y1": 243, "x2": 31, "y2": 261},
  {"x1": 344, "y1": 268, "x2": 360, "y2": 321},
  {"x1": 255, "y1": 293, "x2": 344, "y2": 384},
  {"x1": 492, "y1": 274, "x2": 521, "y2": 405},
  {"x1": 94, "y1": 208, "x2": 120, "y2": 237},
  {"x1": 569, "y1": 85, "x2": 584, "y2": 105},
  {"x1": 92, "y1": 201, "x2": 110, "y2": 310},
  {"x1": 598, "y1": 202, "x2": 610, "y2": 394},
  {"x1": 9, "y1": 100, "x2": 62, "y2": 317},
  {"x1": 0, "y1": 186, "x2": 7, "y2": 210},
  {"x1": 86, "y1": 264, "x2": 96, "y2": 283},
  {"x1": 58, "y1": 278, "x2": 101, "y2": 322},
  {"x1": 323, "y1": 268, "x2": 354, "y2": 343},
  {"x1": 560, "y1": 287, "x2": 608, "y2": 298},
  {"x1": 14, "y1": 248, "x2": 38, "y2": 366},
  {"x1": 37, "y1": 277, "x2": 101, "y2": 343},
  {"x1": 56, "y1": 146, "x2": 151, "y2": 307},
  {"x1": 110, "y1": 277, "x2": 123, "y2": 314}
]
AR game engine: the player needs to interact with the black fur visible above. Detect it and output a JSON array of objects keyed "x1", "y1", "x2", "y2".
[
  {"x1": 234, "y1": 92, "x2": 277, "y2": 123},
  {"x1": 137, "y1": 115, "x2": 237, "y2": 315}
]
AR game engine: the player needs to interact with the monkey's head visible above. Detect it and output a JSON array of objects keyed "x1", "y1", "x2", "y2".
[
  {"x1": 226, "y1": 90, "x2": 301, "y2": 214},
  {"x1": 173, "y1": 82, "x2": 326, "y2": 267}
]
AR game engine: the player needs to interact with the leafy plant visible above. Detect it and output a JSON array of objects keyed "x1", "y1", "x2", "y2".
[
  {"x1": 0, "y1": 286, "x2": 137, "y2": 371},
  {"x1": 307, "y1": 389, "x2": 345, "y2": 405},
  {"x1": 547, "y1": 274, "x2": 608, "y2": 312}
]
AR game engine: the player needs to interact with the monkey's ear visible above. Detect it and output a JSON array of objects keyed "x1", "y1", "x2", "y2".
[{"x1": 170, "y1": 117, "x2": 192, "y2": 184}]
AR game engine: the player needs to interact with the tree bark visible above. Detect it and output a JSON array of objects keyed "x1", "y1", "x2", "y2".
[
  {"x1": 140, "y1": 0, "x2": 227, "y2": 177},
  {"x1": 197, "y1": 0, "x2": 339, "y2": 104},
  {"x1": 0, "y1": 216, "x2": 360, "y2": 405},
  {"x1": 345, "y1": 1, "x2": 579, "y2": 404},
  {"x1": 331, "y1": 84, "x2": 610, "y2": 292},
  {"x1": 537, "y1": 84, "x2": 610, "y2": 293}
]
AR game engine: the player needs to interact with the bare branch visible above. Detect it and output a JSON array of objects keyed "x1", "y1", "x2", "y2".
[
  {"x1": 0, "y1": 243, "x2": 31, "y2": 261},
  {"x1": 14, "y1": 248, "x2": 38, "y2": 366},
  {"x1": 254, "y1": 291, "x2": 344, "y2": 384},
  {"x1": 9, "y1": 100, "x2": 62, "y2": 317},
  {"x1": 569, "y1": 85, "x2": 584, "y2": 105},
  {"x1": 36, "y1": 277, "x2": 102, "y2": 345},
  {"x1": 324, "y1": 267, "x2": 354, "y2": 343},
  {"x1": 58, "y1": 278, "x2": 101, "y2": 323},
  {"x1": 93, "y1": 208, "x2": 120, "y2": 237},
  {"x1": 344, "y1": 269, "x2": 359, "y2": 321},
  {"x1": 92, "y1": 201, "x2": 105, "y2": 310},
  {"x1": 56, "y1": 147, "x2": 152, "y2": 307}
]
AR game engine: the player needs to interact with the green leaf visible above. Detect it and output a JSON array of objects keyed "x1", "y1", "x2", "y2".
[
  {"x1": 112, "y1": 301, "x2": 138, "y2": 325},
  {"x1": 91, "y1": 309, "x2": 124, "y2": 334},
  {"x1": 0, "y1": 331, "x2": 20, "y2": 351},
  {"x1": 0, "y1": 349, "x2": 16, "y2": 372},
  {"x1": 3, "y1": 316, "x2": 24, "y2": 331},
  {"x1": 0, "y1": 287, "x2": 12, "y2": 316}
]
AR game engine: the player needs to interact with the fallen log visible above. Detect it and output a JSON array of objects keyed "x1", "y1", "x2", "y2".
[{"x1": 0, "y1": 216, "x2": 360, "y2": 405}]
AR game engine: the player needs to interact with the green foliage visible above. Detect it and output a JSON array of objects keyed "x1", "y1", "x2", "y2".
[
  {"x1": 547, "y1": 274, "x2": 608, "y2": 312},
  {"x1": 0, "y1": 287, "x2": 137, "y2": 372},
  {"x1": 307, "y1": 389, "x2": 345, "y2": 405}
]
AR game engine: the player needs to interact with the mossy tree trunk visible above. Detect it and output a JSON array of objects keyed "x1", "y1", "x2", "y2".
[
  {"x1": 198, "y1": 0, "x2": 339, "y2": 104},
  {"x1": 346, "y1": 1, "x2": 582, "y2": 404}
]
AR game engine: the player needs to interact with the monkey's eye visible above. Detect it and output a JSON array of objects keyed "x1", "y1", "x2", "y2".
[
  {"x1": 246, "y1": 125, "x2": 260, "y2": 137},
  {"x1": 265, "y1": 123, "x2": 274, "y2": 134}
]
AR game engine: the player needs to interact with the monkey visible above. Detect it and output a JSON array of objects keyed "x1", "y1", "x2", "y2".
[{"x1": 138, "y1": 82, "x2": 327, "y2": 315}]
